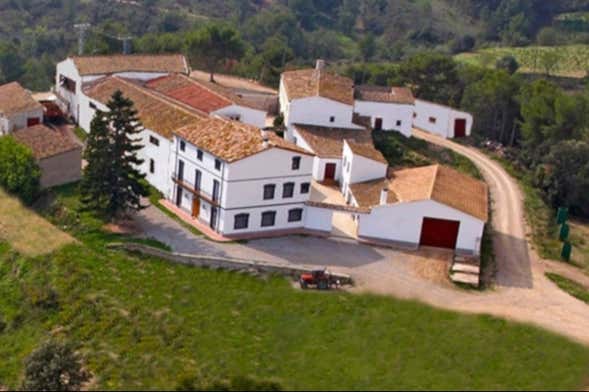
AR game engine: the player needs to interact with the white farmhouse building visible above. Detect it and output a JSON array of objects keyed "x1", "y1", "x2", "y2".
[
  {"x1": 55, "y1": 54, "x2": 190, "y2": 123},
  {"x1": 353, "y1": 85, "x2": 415, "y2": 137},
  {"x1": 279, "y1": 62, "x2": 364, "y2": 141},
  {"x1": 170, "y1": 119, "x2": 323, "y2": 238},
  {"x1": 144, "y1": 74, "x2": 267, "y2": 129},
  {"x1": 82, "y1": 76, "x2": 203, "y2": 195},
  {"x1": 0, "y1": 82, "x2": 44, "y2": 135},
  {"x1": 413, "y1": 99, "x2": 473, "y2": 139}
]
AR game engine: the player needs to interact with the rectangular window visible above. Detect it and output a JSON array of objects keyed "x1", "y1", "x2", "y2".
[
  {"x1": 149, "y1": 159, "x2": 155, "y2": 174},
  {"x1": 288, "y1": 208, "x2": 303, "y2": 222},
  {"x1": 292, "y1": 156, "x2": 301, "y2": 170},
  {"x1": 194, "y1": 169, "x2": 202, "y2": 191},
  {"x1": 300, "y1": 183, "x2": 310, "y2": 194},
  {"x1": 263, "y1": 184, "x2": 276, "y2": 200},
  {"x1": 197, "y1": 149, "x2": 203, "y2": 161},
  {"x1": 177, "y1": 160, "x2": 185, "y2": 181},
  {"x1": 396, "y1": 120, "x2": 402, "y2": 127},
  {"x1": 89, "y1": 102, "x2": 97, "y2": 110},
  {"x1": 215, "y1": 159, "x2": 222, "y2": 171},
  {"x1": 329, "y1": 116, "x2": 335, "y2": 123},
  {"x1": 429, "y1": 117, "x2": 437, "y2": 124},
  {"x1": 60, "y1": 75, "x2": 76, "y2": 92},
  {"x1": 234, "y1": 214, "x2": 249, "y2": 230},
  {"x1": 261, "y1": 211, "x2": 276, "y2": 227},
  {"x1": 150, "y1": 136, "x2": 160, "y2": 146},
  {"x1": 283, "y1": 182, "x2": 295, "y2": 198},
  {"x1": 180, "y1": 140, "x2": 186, "y2": 152},
  {"x1": 212, "y1": 180, "x2": 220, "y2": 202}
]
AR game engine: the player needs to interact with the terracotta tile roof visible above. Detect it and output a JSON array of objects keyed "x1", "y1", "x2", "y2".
[
  {"x1": 294, "y1": 124, "x2": 373, "y2": 158},
  {"x1": 71, "y1": 54, "x2": 189, "y2": 76},
  {"x1": 281, "y1": 69, "x2": 354, "y2": 105},
  {"x1": 350, "y1": 165, "x2": 488, "y2": 221},
  {"x1": 354, "y1": 85, "x2": 415, "y2": 105},
  {"x1": 175, "y1": 120, "x2": 312, "y2": 163},
  {"x1": 0, "y1": 82, "x2": 43, "y2": 116},
  {"x1": 13, "y1": 125, "x2": 81, "y2": 160},
  {"x1": 345, "y1": 140, "x2": 387, "y2": 164},
  {"x1": 84, "y1": 76, "x2": 202, "y2": 139},
  {"x1": 145, "y1": 74, "x2": 264, "y2": 113}
]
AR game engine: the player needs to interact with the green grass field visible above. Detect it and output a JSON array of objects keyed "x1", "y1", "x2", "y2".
[
  {"x1": 547, "y1": 273, "x2": 589, "y2": 305},
  {"x1": 455, "y1": 45, "x2": 589, "y2": 78},
  {"x1": 0, "y1": 185, "x2": 588, "y2": 389},
  {"x1": 1, "y1": 239, "x2": 589, "y2": 390}
]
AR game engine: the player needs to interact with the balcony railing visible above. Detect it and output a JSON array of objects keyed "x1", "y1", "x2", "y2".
[{"x1": 172, "y1": 173, "x2": 220, "y2": 207}]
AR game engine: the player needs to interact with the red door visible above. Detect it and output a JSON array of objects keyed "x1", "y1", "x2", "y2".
[
  {"x1": 419, "y1": 217, "x2": 460, "y2": 249},
  {"x1": 324, "y1": 163, "x2": 336, "y2": 181},
  {"x1": 27, "y1": 117, "x2": 40, "y2": 127},
  {"x1": 454, "y1": 119, "x2": 466, "y2": 138}
]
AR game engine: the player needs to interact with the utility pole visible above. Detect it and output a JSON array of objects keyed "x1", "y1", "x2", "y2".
[{"x1": 74, "y1": 23, "x2": 91, "y2": 55}]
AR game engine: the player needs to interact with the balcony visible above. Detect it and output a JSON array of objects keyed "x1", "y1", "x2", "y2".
[{"x1": 171, "y1": 173, "x2": 220, "y2": 207}]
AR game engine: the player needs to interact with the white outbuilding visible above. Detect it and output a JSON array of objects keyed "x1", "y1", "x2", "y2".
[
  {"x1": 0, "y1": 82, "x2": 44, "y2": 135},
  {"x1": 349, "y1": 165, "x2": 488, "y2": 255},
  {"x1": 413, "y1": 99, "x2": 473, "y2": 139}
]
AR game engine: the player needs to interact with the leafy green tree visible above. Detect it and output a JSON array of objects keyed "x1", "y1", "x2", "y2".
[
  {"x1": 539, "y1": 140, "x2": 589, "y2": 216},
  {"x1": 359, "y1": 33, "x2": 377, "y2": 61},
  {"x1": 461, "y1": 69, "x2": 521, "y2": 145},
  {"x1": 81, "y1": 91, "x2": 148, "y2": 220},
  {"x1": 187, "y1": 24, "x2": 245, "y2": 82},
  {"x1": 0, "y1": 136, "x2": 40, "y2": 204},
  {"x1": 22, "y1": 340, "x2": 90, "y2": 391},
  {"x1": 399, "y1": 53, "x2": 461, "y2": 105}
]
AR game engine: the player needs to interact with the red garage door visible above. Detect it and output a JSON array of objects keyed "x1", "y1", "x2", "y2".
[
  {"x1": 419, "y1": 217, "x2": 460, "y2": 249},
  {"x1": 454, "y1": 119, "x2": 467, "y2": 138},
  {"x1": 27, "y1": 117, "x2": 41, "y2": 127}
]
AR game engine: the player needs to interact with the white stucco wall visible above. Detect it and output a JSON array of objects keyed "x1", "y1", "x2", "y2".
[
  {"x1": 354, "y1": 100, "x2": 414, "y2": 137},
  {"x1": 413, "y1": 99, "x2": 473, "y2": 139},
  {"x1": 312, "y1": 157, "x2": 343, "y2": 182},
  {"x1": 342, "y1": 141, "x2": 388, "y2": 190},
  {"x1": 0, "y1": 107, "x2": 44, "y2": 135},
  {"x1": 286, "y1": 96, "x2": 361, "y2": 129},
  {"x1": 304, "y1": 206, "x2": 333, "y2": 233},
  {"x1": 213, "y1": 104, "x2": 267, "y2": 129},
  {"x1": 357, "y1": 199, "x2": 485, "y2": 253}
]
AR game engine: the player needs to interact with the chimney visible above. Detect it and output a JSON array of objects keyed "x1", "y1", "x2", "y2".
[
  {"x1": 380, "y1": 186, "x2": 389, "y2": 206},
  {"x1": 261, "y1": 130, "x2": 269, "y2": 148},
  {"x1": 315, "y1": 59, "x2": 325, "y2": 71}
]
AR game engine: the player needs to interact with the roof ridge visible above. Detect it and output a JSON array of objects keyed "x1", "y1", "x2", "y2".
[
  {"x1": 71, "y1": 53, "x2": 184, "y2": 59},
  {"x1": 179, "y1": 74, "x2": 234, "y2": 105},
  {"x1": 113, "y1": 77, "x2": 204, "y2": 119},
  {"x1": 428, "y1": 164, "x2": 441, "y2": 199}
]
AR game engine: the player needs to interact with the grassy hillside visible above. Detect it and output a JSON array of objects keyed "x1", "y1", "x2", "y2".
[
  {"x1": 455, "y1": 45, "x2": 589, "y2": 78},
  {"x1": 1, "y1": 185, "x2": 589, "y2": 389}
]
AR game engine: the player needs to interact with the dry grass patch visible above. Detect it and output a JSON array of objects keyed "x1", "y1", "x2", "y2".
[{"x1": 0, "y1": 189, "x2": 73, "y2": 256}]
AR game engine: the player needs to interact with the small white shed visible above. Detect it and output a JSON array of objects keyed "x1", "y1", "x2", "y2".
[{"x1": 413, "y1": 99, "x2": 473, "y2": 139}]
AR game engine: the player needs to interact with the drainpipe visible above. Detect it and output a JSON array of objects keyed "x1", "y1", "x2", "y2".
[{"x1": 380, "y1": 186, "x2": 389, "y2": 206}]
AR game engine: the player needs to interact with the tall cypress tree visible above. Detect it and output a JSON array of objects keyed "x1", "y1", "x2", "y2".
[{"x1": 81, "y1": 90, "x2": 148, "y2": 220}]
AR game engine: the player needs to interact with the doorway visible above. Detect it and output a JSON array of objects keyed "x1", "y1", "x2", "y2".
[
  {"x1": 176, "y1": 185, "x2": 183, "y2": 207},
  {"x1": 374, "y1": 117, "x2": 383, "y2": 131},
  {"x1": 192, "y1": 197, "x2": 200, "y2": 218},
  {"x1": 324, "y1": 163, "x2": 336, "y2": 181},
  {"x1": 454, "y1": 119, "x2": 467, "y2": 138},
  {"x1": 210, "y1": 207, "x2": 218, "y2": 230}
]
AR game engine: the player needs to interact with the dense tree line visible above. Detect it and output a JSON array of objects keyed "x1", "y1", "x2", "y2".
[{"x1": 3, "y1": 0, "x2": 589, "y2": 90}]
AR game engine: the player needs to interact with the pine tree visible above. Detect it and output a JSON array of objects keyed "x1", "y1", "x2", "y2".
[
  {"x1": 106, "y1": 90, "x2": 148, "y2": 219},
  {"x1": 81, "y1": 90, "x2": 148, "y2": 220},
  {"x1": 80, "y1": 109, "x2": 112, "y2": 212}
]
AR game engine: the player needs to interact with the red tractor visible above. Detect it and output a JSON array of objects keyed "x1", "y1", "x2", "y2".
[{"x1": 299, "y1": 268, "x2": 340, "y2": 290}]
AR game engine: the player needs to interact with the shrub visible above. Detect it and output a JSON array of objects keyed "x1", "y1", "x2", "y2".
[
  {"x1": 0, "y1": 136, "x2": 40, "y2": 204},
  {"x1": 22, "y1": 340, "x2": 90, "y2": 391}
]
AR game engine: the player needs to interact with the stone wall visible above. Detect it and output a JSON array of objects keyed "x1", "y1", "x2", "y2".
[{"x1": 108, "y1": 242, "x2": 353, "y2": 285}]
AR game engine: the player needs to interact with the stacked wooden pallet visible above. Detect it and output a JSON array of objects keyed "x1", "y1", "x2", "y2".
[{"x1": 450, "y1": 256, "x2": 481, "y2": 287}]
